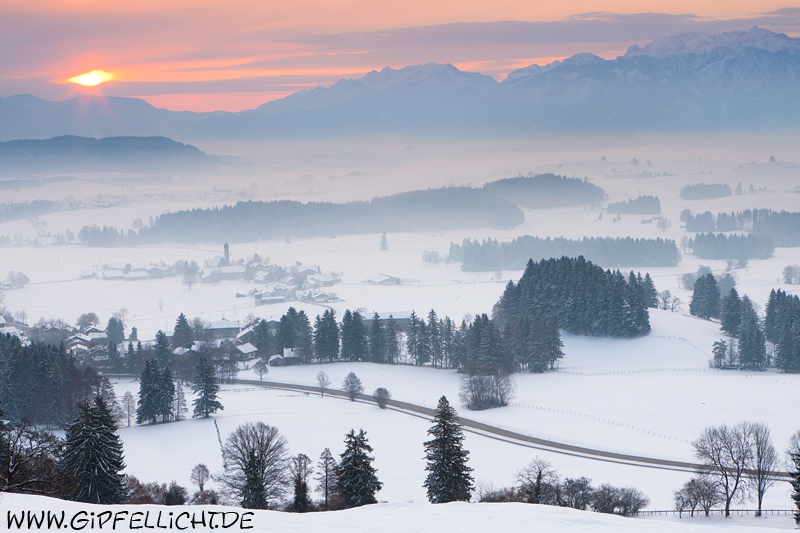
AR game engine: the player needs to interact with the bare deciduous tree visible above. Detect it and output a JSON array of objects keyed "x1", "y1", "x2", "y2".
[
  {"x1": 121, "y1": 391, "x2": 136, "y2": 427},
  {"x1": 341, "y1": 372, "x2": 364, "y2": 401},
  {"x1": 221, "y1": 422, "x2": 289, "y2": 509},
  {"x1": 517, "y1": 458, "x2": 559, "y2": 505},
  {"x1": 190, "y1": 464, "x2": 210, "y2": 493},
  {"x1": 373, "y1": 387, "x2": 391, "y2": 409},
  {"x1": 316, "y1": 371, "x2": 331, "y2": 397},
  {"x1": 744, "y1": 421, "x2": 779, "y2": 517},
  {"x1": 692, "y1": 423, "x2": 751, "y2": 517}
]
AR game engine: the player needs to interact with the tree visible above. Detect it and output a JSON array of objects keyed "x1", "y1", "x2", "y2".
[
  {"x1": 675, "y1": 475, "x2": 721, "y2": 517},
  {"x1": 121, "y1": 391, "x2": 136, "y2": 427},
  {"x1": 313, "y1": 310, "x2": 340, "y2": 361},
  {"x1": 689, "y1": 274, "x2": 721, "y2": 319},
  {"x1": 289, "y1": 453, "x2": 313, "y2": 512},
  {"x1": 191, "y1": 356, "x2": 223, "y2": 418},
  {"x1": 423, "y1": 396, "x2": 474, "y2": 503},
  {"x1": 106, "y1": 316, "x2": 125, "y2": 345},
  {"x1": 380, "y1": 233, "x2": 388, "y2": 251},
  {"x1": 789, "y1": 449, "x2": 800, "y2": 527},
  {"x1": 692, "y1": 423, "x2": 751, "y2": 517},
  {"x1": 172, "y1": 313, "x2": 194, "y2": 349},
  {"x1": 720, "y1": 288, "x2": 742, "y2": 336},
  {"x1": 316, "y1": 448, "x2": 339, "y2": 510},
  {"x1": 373, "y1": 387, "x2": 391, "y2": 409},
  {"x1": 221, "y1": 422, "x2": 289, "y2": 509},
  {"x1": 744, "y1": 421, "x2": 778, "y2": 517},
  {"x1": 342, "y1": 372, "x2": 364, "y2": 401},
  {"x1": 316, "y1": 371, "x2": 331, "y2": 397},
  {"x1": 183, "y1": 260, "x2": 200, "y2": 290},
  {"x1": 340, "y1": 310, "x2": 368, "y2": 361},
  {"x1": 338, "y1": 429, "x2": 381, "y2": 508},
  {"x1": 369, "y1": 313, "x2": 387, "y2": 363},
  {"x1": 711, "y1": 340, "x2": 728, "y2": 368},
  {"x1": 76, "y1": 312, "x2": 99, "y2": 330},
  {"x1": 517, "y1": 458, "x2": 559, "y2": 504},
  {"x1": 190, "y1": 463, "x2": 210, "y2": 493},
  {"x1": 151, "y1": 330, "x2": 172, "y2": 368},
  {"x1": 174, "y1": 382, "x2": 188, "y2": 421},
  {"x1": 59, "y1": 397, "x2": 127, "y2": 504},
  {"x1": 459, "y1": 372, "x2": 515, "y2": 410},
  {"x1": 136, "y1": 359, "x2": 162, "y2": 425},
  {"x1": 253, "y1": 359, "x2": 269, "y2": 380}
]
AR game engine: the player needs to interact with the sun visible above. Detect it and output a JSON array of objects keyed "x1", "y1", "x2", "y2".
[{"x1": 69, "y1": 70, "x2": 113, "y2": 87}]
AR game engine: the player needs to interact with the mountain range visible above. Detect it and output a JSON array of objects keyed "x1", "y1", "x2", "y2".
[{"x1": 1, "y1": 26, "x2": 798, "y2": 141}]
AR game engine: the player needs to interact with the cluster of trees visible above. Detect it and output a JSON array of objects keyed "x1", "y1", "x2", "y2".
[
  {"x1": 0, "y1": 394, "x2": 128, "y2": 504},
  {"x1": 478, "y1": 457, "x2": 648, "y2": 517},
  {"x1": 765, "y1": 289, "x2": 800, "y2": 373},
  {"x1": 688, "y1": 232, "x2": 773, "y2": 261},
  {"x1": 783, "y1": 265, "x2": 800, "y2": 285},
  {"x1": 607, "y1": 195, "x2": 661, "y2": 215},
  {"x1": 450, "y1": 236, "x2": 680, "y2": 271},
  {"x1": 0, "y1": 333, "x2": 100, "y2": 427},
  {"x1": 679, "y1": 183, "x2": 732, "y2": 200},
  {"x1": 482, "y1": 173, "x2": 606, "y2": 209},
  {"x1": 0, "y1": 200, "x2": 58, "y2": 223},
  {"x1": 494, "y1": 257, "x2": 654, "y2": 339},
  {"x1": 688, "y1": 421, "x2": 780, "y2": 517},
  {"x1": 682, "y1": 209, "x2": 800, "y2": 247},
  {"x1": 78, "y1": 187, "x2": 525, "y2": 246}
]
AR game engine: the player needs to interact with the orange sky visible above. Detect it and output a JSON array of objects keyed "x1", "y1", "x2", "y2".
[{"x1": 1, "y1": 1, "x2": 799, "y2": 111}]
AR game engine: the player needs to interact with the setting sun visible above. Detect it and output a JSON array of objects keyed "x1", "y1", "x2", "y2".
[{"x1": 69, "y1": 70, "x2": 113, "y2": 86}]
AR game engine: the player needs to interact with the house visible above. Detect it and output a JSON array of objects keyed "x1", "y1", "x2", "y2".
[
  {"x1": 361, "y1": 311, "x2": 412, "y2": 332},
  {"x1": 203, "y1": 265, "x2": 246, "y2": 283},
  {"x1": 204, "y1": 319, "x2": 242, "y2": 340},
  {"x1": 101, "y1": 270, "x2": 125, "y2": 280},
  {"x1": 235, "y1": 343, "x2": 259, "y2": 358},
  {"x1": 365, "y1": 274, "x2": 402, "y2": 285},
  {"x1": 268, "y1": 348, "x2": 303, "y2": 366},
  {"x1": 124, "y1": 270, "x2": 150, "y2": 281},
  {"x1": 147, "y1": 266, "x2": 175, "y2": 279}
]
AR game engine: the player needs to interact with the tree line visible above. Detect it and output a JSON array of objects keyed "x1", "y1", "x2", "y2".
[
  {"x1": 688, "y1": 232, "x2": 773, "y2": 261},
  {"x1": 679, "y1": 183, "x2": 732, "y2": 200},
  {"x1": 607, "y1": 195, "x2": 661, "y2": 215},
  {"x1": 682, "y1": 208, "x2": 800, "y2": 247},
  {"x1": 482, "y1": 173, "x2": 606, "y2": 209},
  {"x1": 449, "y1": 236, "x2": 680, "y2": 271}
]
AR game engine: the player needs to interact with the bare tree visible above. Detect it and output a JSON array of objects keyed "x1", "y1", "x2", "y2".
[
  {"x1": 744, "y1": 421, "x2": 779, "y2": 517},
  {"x1": 121, "y1": 391, "x2": 136, "y2": 427},
  {"x1": 315, "y1": 448, "x2": 340, "y2": 510},
  {"x1": 316, "y1": 371, "x2": 331, "y2": 397},
  {"x1": 517, "y1": 458, "x2": 559, "y2": 504},
  {"x1": 341, "y1": 372, "x2": 364, "y2": 401},
  {"x1": 459, "y1": 372, "x2": 516, "y2": 410},
  {"x1": 190, "y1": 464, "x2": 210, "y2": 493},
  {"x1": 183, "y1": 261, "x2": 200, "y2": 290},
  {"x1": 675, "y1": 475, "x2": 721, "y2": 517},
  {"x1": 253, "y1": 360, "x2": 269, "y2": 380},
  {"x1": 693, "y1": 423, "x2": 751, "y2": 517},
  {"x1": 373, "y1": 387, "x2": 391, "y2": 409},
  {"x1": 289, "y1": 453, "x2": 313, "y2": 512},
  {"x1": 221, "y1": 422, "x2": 289, "y2": 509}
]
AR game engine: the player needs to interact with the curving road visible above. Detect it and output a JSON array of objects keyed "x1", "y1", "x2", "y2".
[{"x1": 228, "y1": 378, "x2": 788, "y2": 478}]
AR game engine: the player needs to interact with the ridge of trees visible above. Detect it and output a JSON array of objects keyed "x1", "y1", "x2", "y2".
[
  {"x1": 482, "y1": 173, "x2": 605, "y2": 209},
  {"x1": 607, "y1": 195, "x2": 661, "y2": 215},
  {"x1": 682, "y1": 208, "x2": 800, "y2": 247},
  {"x1": 450, "y1": 236, "x2": 679, "y2": 271}
]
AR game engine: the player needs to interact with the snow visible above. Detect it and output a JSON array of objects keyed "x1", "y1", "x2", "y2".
[
  {"x1": 624, "y1": 27, "x2": 800, "y2": 58},
  {"x1": 0, "y1": 493, "x2": 794, "y2": 532}
]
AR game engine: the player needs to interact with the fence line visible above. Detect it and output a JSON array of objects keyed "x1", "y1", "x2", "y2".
[{"x1": 637, "y1": 509, "x2": 795, "y2": 517}]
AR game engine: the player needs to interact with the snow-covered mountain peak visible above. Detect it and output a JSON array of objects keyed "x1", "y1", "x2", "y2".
[
  {"x1": 357, "y1": 62, "x2": 498, "y2": 92},
  {"x1": 625, "y1": 26, "x2": 800, "y2": 58}
]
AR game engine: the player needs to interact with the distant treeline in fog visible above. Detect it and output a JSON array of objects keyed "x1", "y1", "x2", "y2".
[
  {"x1": 483, "y1": 173, "x2": 605, "y2": 208},
  {"x1": 0, "y1": 200, "x2": 58, "y2": 223},
  {"x1": 449, "y1": 236, "x2": 680, "y2": 271},
  {"x1": 679, "y1": 183, "x2": 732, "y2": 200},
  {"x1": 607, "y1": 195, "x2": 661, "y2": 215},
  {"x1": 76, "y1": 174, "x2": 607, "y2": 246},
  {"x1": 688, "y1": 233, "x2": 774, "y2": 260},
  {"x1": 682, "y1": 209, "x2": 800, "y2": 247}
]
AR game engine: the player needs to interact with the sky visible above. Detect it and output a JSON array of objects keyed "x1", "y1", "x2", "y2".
[{"x1": 1, "y1": 1, "x2": 800, "y2": 112}]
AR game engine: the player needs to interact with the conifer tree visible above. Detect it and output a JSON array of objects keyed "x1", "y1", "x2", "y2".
[
  {"x1": 790, "y1": 451, "x2": 800, "y2": 526},
  {"x1": 152, "y1": 330, "x2": 172, "y2": 368},
  {"x1": 172, "y1": 313, "x2": 194, "y2": 349},
  {"x1": 368, "y1": 312, "x2": 387, "y2": 364},
  {"x1": 136, "y1": 359, "x2": 161, "y2": 425},
  {"x1": 385, "y1": 315, "x2": 400, "y2": 364},
  {"x1": 340, "y1": 310, "x2": 368, "y2": 361},
  {"x1": 316, "y1": 448, "x2": 340, "y2": 510},
  {"x1": 159, "y1": 367, "x2": 176, "y2": 423},
  {"x1": 423, "y1": 396, "x2": 474, "y2": 503},
  {"x1": 313, "y1": 310, "x2": 340, "y2": 362},
  {"x1": 338, "y1": 429, "x2": 381, "y2": 508},
  {"x1": 191, "y1": 356, "x2": 223, "y2": 418},
  {"x1": 60, "y1": 397, "x2": 127, "y2": 504},
  {"x1": 720, "y1": 288, "x2": 743, "y2": 336},
  {"x1": 738, "y1": 297, "x2": 766, "y2": 369},
  {"x1": 690, "y1": 274, "x2": 721, "y2": 319},
  {"x1": 174, "y1": 382, "x2": 188, "y2": 421}
]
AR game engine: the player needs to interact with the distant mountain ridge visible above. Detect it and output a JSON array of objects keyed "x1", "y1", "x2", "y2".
[{"x1": 0, "y1": 26, "x2": 798, "y2": 140}]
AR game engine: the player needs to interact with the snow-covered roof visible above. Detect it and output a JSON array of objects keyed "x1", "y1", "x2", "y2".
[
  {"x1": 206, "y1": 256, "x2": 225, "y2": 268},
  {"x1": 236, "y1": 343, "x2": 258, "y2": 355},
  {"x1": 207, "y1": 319, "x2": 241, "y2": 330},
  {"x1": 102, "y1": 270, "x2": 125, "y2": 279}
]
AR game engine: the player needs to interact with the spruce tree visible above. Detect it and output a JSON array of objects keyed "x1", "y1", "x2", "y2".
[
  {"x1": 340, "y1": 310, "x2": 368, "y2": 361},
  {"x1": 384, "y1": 315, "x2": 400, "y2": 364},
  {"x1": 368, "y1": 312, "x2": 387, "y2": 364},
  {"x1": 60, "y1": 397, "x2": 127, "y2": 504},
  {"x1": 159, "y1": 367, "x2": 176, "y2": 423},
  {"x1": 338, "y1": 429, "x2": 382, "y2": 508},
  {"x1": 423, "y1": 396, "x2": 474, "y2": 503},
  {"x1": 720, "y1": 288, "x2": 743, "y2": 336},
  {"x1": 790, "y1": 451, "x2": 800, "y2": 526},
  {"x1": 136, "y1": 358, "x2": 161, "y2": 425},
  {"x1": 191, "y1": 356, "x2": 223, "y2": 418},
  {"x1": 172, "y1": 313, "x2": 194, "y2": 349},
  {"x1": 313, "y1": 310, "x2": 340, "y2": 362},
  {"x1": 152, "y1": 330, "x2": 172, "y2": 368}
]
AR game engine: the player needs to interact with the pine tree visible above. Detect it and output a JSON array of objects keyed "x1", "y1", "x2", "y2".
[
  {"x1": 738, "y1": 296, "x2": 766, "y2": 369},
  {"x1": 136, "y1": 359, "x2": 161, "y2": 425},
  {"x1": 159, "y1": 367, "x2": 176, "y2": 423},
  {"x1": 340, "y1": 310, "x2": 368, "y2": 361},
  {"x1": 107, "y1": 341, "x2": 121, "y2": 371},
  {"x1": 152, "y1": 330, "x2": 172, "y2": 368},
  {"x1": 174, "y1": 382, "x2": 188, "y2": 421},
  {"x1": 338, "y1": 429, "x2": 382, "y2": 508},
  {"x1": 191, "y1": 356, "x2": 223, "y2": 418},
  {"x1": 316, "y1": 448, "x2": 340, "y2": 510},
  {"x1": 720, "y1": 288, "x2": 743, "y2": 336},
  {"x1": 791, "y1": 452, "x2": 800, "y2": 526},
  {"x1": 690, "y1": 274, "x2": 721, "y2": 319},
  {"x1": 106, "y1": 317, "x2": 125, "y2": 345},
  {"x1": 423, "y1": 396, "x2": 474, "y2": 503},
  {"x1": 313, "y1": 310, "x2": 340, "y2": 362},
  {"x1": 385, "y1": 315, "x2": 400, "y2": 364},
  {"x1": 368, "y1": 313, "x2": 387, "y2": 364},
  {"x1": 427, "y1": 310, "x2": 443, "y2": 367},
  {"x1": 60, "y1": 397, "x2": 127, "y2": 504},
  {"x1": 172, "y1": 313, "x2": 194, "y2": 349}
]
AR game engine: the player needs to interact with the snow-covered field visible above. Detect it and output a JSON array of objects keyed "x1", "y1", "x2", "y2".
[{"x1": 2, "y1": 138, "x2": 800, "y2": 529}]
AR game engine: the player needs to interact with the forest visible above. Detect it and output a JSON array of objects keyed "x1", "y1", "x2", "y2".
[
  {"x1": 449, "y1": 236, "x2": 679, "y2": 271},
  {"x1": 682, "y1": 209, "x2": 800, "y2": 247},
  {"x1": 483, "y1": 173, "x2": 605, "y2": 209},
  {"x1": 606, "y1": 195, "x2": 661, "y2": 215}
]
